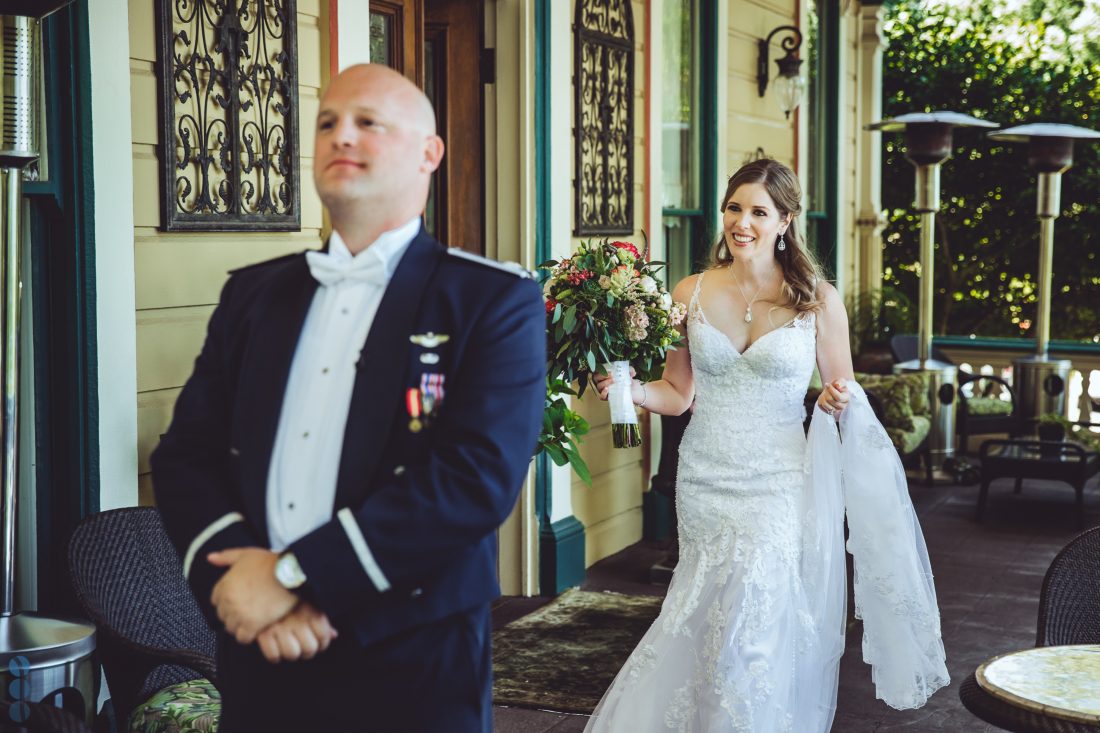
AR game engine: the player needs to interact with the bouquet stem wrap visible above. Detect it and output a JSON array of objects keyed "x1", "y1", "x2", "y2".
[{"x1": 607, "y1": 360, "x2": 641, "y2": 448}]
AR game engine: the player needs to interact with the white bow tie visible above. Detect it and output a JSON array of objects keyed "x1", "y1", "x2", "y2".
[{"x1": 306, "y1": 250, "x2": 388, "y2": 287}]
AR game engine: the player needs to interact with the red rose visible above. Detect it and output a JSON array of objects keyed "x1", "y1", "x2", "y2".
[
  {"x1": 546, "y1": 299, "x2": 557, "y2": 314},
  {"x1": 611, "y1": 241, "x2": 641, "y2": 258}
]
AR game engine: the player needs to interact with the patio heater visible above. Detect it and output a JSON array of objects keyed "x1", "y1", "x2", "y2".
[
  {"x1": 0, "y1": 1, "x2": 96, "y2": 728},
  {"x1": 986, "y1": 123, "x2": 1100, "y2": 426},
  {"x1": 867, "y1": 112, "x2": 998, "y2": 473}
]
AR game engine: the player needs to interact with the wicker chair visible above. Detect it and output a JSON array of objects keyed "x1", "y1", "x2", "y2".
[
  {"x1": 0, "y1": 698, "x2": 93, "y2": 733},
  {"x1": 959, "y1": 527, "x2": 1100, "y2": 732},
  {"x1": 66, "y1": 507, "x2": 219, "y2": 727},
  {"x1": 1036, "y1": 526, "x2": 1100, "y2": 647}
]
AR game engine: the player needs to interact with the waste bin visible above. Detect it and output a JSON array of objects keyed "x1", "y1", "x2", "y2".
[
  {"x1": 0, "y1": 612, "x2": 96, "y2": 727},
  {"x1": 895, "y1": 359, "x2": 958, "y2": 472},
  {"x1": 1014, "y1": 355, "x2": 1072, "y2": 425}
]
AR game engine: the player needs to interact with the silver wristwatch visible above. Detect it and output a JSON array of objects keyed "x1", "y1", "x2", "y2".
[{"x1": 274, "y1": 551, "x2": 307, "y2": 590}]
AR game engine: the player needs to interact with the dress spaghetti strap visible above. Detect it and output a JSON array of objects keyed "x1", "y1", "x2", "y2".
[{"x1": 688, "y1": 271, "x2": 706, "y2": 316}]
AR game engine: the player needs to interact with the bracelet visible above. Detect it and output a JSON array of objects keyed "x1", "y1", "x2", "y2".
[{"x1": 637, "y1": 382, "x2": 648, "y2": 408}]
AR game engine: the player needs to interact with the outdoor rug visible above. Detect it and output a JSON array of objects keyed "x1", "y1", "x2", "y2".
[{"x1": 492, "y1": 588, "x2": 664, "y2": 714}]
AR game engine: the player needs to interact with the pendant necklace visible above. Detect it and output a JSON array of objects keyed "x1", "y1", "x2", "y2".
[{"x1": 729, "y1": 266, "x2": 772, "y2": 323}]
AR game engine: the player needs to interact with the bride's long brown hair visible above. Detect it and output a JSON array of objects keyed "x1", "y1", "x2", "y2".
[{"x1": 711, "y1": 158, "x2": 824, "y2": 313}]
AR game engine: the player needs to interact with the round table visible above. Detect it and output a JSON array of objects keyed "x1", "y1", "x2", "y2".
[{"x1": 976, "y1": 645, "x2": 1100, "y2": 725}]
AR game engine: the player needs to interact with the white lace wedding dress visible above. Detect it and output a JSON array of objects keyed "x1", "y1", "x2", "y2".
[{"x1": 585, "y1": 274, "x2": 949, "y2": 732}]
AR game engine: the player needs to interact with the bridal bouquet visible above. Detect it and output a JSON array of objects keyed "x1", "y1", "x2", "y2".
[{"x1": 541, "y1": 238, "x2": 685, "y2": 454}]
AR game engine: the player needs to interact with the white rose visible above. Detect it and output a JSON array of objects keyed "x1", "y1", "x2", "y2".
[
  {"x1": 639, "y1": 276, "x2": 658, "y2": 294},
  {"x1": 659, "y1": 292, "x2": 673, "y2": 310}
]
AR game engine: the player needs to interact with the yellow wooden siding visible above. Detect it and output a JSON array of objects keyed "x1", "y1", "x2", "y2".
[
  {"x1": 129, "y1": 0, "x2": 327, "y2": 498},
  {"x1": 726, "y1": 0, "x2": 798, "y2": 170}
]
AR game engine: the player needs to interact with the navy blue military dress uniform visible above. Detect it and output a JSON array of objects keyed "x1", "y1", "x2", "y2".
[{"x1": 151, "y1": 225, "x2": 546, "y2": 732}]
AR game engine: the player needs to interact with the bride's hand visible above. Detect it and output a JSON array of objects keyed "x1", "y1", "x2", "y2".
[
  {"x1": 817, "y1": 378, "x2": 850, "y2": 417},
  {"x1": 593, "y1": 366, "x2": 637, "y2": 401}
]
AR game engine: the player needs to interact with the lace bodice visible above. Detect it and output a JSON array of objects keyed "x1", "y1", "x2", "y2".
[{"x1": 685, "y1": 272, "x2": 817, "y2": 430}]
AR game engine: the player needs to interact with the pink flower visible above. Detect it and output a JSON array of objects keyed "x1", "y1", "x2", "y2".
[
  {"x1": 624, "y1": 303, "x2": 649, "y2": 341},
  {"x1": 669, "y1": 302, "x2": 687, "y2": 327}
]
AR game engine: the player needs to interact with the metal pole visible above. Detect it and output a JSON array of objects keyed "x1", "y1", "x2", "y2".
[
  {"x1": 1, "y1": 167, "x2": 21, "y2": 617},
  {"x1": 914, "y1": 164, "x2": 940, "y2": 366},
  {"x1": 1034, "y1": 171, "x2": 1060, "y2": 360}
]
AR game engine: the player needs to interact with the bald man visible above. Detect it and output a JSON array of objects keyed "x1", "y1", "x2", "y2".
[{"x1": 152, "y1": 64, "x2": 546, "y2": 732}]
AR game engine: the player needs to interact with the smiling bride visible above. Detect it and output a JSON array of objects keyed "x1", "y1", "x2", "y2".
[{"x1": 590, "y1": 158, "x2": 949, "y2": 732}]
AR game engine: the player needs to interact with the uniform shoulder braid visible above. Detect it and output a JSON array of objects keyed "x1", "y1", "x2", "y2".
[{"x1": 446, "y1": 248, "x2": 533, "y2": 279}]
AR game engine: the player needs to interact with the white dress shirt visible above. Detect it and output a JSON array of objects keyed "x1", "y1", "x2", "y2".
[{"x1": 266, "y1": 217, "x2": 421, "y2": 551}]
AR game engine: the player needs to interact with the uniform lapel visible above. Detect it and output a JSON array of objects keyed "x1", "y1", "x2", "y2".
[
  {"x1": 333, "y1": 230, "x2": 444, "y2": 509},
  {"x1": 236, "y1": 255, "x2": 318, "y2": 538}
]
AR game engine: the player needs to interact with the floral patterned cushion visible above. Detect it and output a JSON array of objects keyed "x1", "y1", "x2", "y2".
[
  {"x1": 129, "y1": 678, "x2": 219, "y2": 733},
  {"x1": 887, "y1": 415, "x2": 931, "y2": 454},
  {"x1": 966, "y1": 395, "x2": 1013, "y2": 416},
  {"x1": 855, "y1": 372, "x2": 917, "y2": 432}
]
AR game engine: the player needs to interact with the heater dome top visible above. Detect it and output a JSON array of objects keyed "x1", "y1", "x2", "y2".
[
  {"x1": 867, "y1": 111, "x2": 999, "y2": 132},
  {"x1": 989, "y1": 123, "x2": 1100, "y2": 143}
]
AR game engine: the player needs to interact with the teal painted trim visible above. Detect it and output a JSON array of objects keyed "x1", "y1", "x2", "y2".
[
  {"x1": 934, "y1": 336, "x2": 1100, "y2": 356},
  {"x1": 539, "y1": 515, "x2": 586, "y2": 595},
  {"x1": 642, "y1": 490, "x2": 673, "y2": 541},
  {"x1": 71, "y1": 0, "x2": 99, "y2": 516},
  {"x1": 661, "y1": 207, "x2": 704, "y2": 218},
  {"x1": 534, "y1": 0, "x2": 551, "y2": 526},
  {"x1": 699, "y1": 0, "x2": 719, "y2": 268},
  {"x1": 72, "y1": 0, "x2": 97, "y2": 512},
  {"x1": 26, "y1": 0, "x2": 99, "y2": 614},
  {"x1": 822, "y1": 0, "x2": 840, "y2": 279}
]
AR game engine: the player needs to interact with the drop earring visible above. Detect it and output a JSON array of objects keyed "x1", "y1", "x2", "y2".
[{"x1": 777, "y1": 233, "x2": 787, "y2": 252}]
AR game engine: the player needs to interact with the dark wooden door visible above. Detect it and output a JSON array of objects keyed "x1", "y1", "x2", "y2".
[{"x1": 369, "y1": 0, "x2": 484, "y2": 254}]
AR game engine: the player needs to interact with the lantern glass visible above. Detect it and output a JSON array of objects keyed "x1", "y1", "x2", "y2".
[{"x1": 774, "y1": 73, "x2": 805, "y2": 119}]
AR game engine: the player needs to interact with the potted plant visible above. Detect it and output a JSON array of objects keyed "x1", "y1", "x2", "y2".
[
  {"x1": 1036, "y1": 413, "x2": 1066, "y2": 457},
  {"x1": 848, "y1": 286, "x2": 915, "y2": 374}
]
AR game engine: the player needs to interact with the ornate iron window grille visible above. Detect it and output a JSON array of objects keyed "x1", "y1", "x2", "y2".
[
  {"x1": 574, "y1": 0, "x2": 634, "y2": 236},
  {"x1": 156, "y1": 0, "x2": 300, "y2": 231}
]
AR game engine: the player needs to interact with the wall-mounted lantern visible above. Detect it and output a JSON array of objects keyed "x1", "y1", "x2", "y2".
[{"x1": 757, "y1": 25, "x2": 804, "y2": 119}]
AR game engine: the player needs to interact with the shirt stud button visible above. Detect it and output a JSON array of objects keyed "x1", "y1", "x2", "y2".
[
  {"x1": 288, "y1": 502, "x2": 295, "y2": 510},
  {"x1": 302, "y1": 431, "x2": 310, "y2": 439},
  {"x1": 322, "y1": 367, "x2": 330, "y2": 375}
]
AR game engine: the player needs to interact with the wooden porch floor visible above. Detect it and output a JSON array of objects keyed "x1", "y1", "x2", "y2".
[{"x1": 491, "y1": 473, "x2": 1100, "y2": 732}]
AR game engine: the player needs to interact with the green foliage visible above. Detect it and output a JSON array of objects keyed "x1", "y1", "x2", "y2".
[
  {"x1": 882, "y1": 0, "x2": 1100, "y2": 343},
  {"x1": 1038, "y1": 411, "x2": 1100, "y2": 451},
  {"x1": 540, "y1": 378, "x2": 592, "y2": 486},
  {"x1": 847, "y1": 285, "x2": 916, "y2": 355}
]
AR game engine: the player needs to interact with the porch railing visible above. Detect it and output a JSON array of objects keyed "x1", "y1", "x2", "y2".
[{"x1": 938, "y1": 340, "x2": 1100, "y2": 426}]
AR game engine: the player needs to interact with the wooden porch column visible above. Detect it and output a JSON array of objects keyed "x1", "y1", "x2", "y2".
[{"x1": 855, "y1": 2, "x2": 888, "y2": 298}]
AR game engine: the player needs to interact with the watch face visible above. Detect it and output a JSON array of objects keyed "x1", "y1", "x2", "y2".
[{"x1": 277, "y1": 554, "x2": 305, "y2": 589}]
